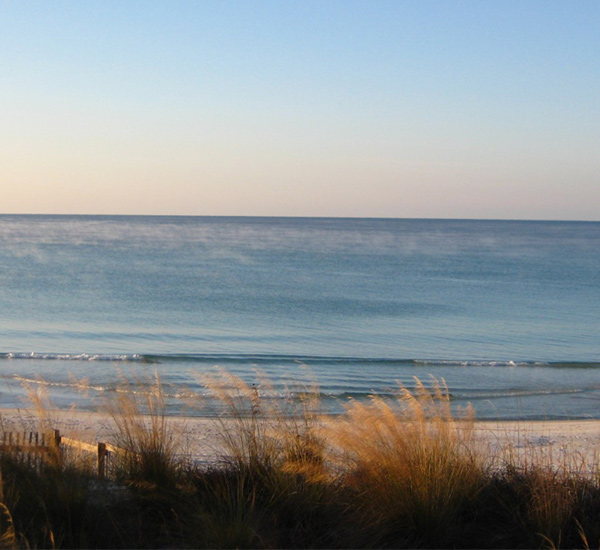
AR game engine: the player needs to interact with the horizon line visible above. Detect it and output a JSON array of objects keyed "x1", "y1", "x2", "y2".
[{"x1": 0, "y1": 213, "x2": 598, "y2": 223}]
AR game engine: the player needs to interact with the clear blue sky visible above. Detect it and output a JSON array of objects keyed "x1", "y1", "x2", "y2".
[{"x1": 1, "y1": 0, "x2": 598, "y2": 219}]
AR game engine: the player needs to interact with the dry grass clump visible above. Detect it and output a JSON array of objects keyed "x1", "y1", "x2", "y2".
[
  {"x1": 0, "y1": 501, "x2": 18, "y2": 550},
  {"x1": 490, "y1": 440, "x2": 600, "y2": 549},
  {"x1": 203, "y1": 370, "x2": 325, "y2": 477},
  {"x1": 326, "y1": 377, "x2": 486, "y2": 547},
  {"x1": 103, "y1": 373, "x2": 187, "y2": 489},
  {"x1": 196, "y1": 371, "x2": 335, "y2": 548},
  {"x1": 0, "y1": 392, "x2": 116, "y2": 548}
]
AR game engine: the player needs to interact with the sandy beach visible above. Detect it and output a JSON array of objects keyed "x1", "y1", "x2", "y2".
[{"x1": 2, "y1": 406, "x2": 600, "y2": 470}]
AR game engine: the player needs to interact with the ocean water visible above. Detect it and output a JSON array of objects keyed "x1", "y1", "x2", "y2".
[{"x1": 0, "y1": 215, "x2": 598, "y2": 419}]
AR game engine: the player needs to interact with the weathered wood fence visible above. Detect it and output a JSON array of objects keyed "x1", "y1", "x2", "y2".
[
  {"x1": 60, "y1": 434, "x2": 122, "y2": 479},
  {"x1": 0, "y1": 429, "x2": 61, "y2": 469},
  {"x1": 0, "y1": 429, "x2": 123, "y2": 479}
]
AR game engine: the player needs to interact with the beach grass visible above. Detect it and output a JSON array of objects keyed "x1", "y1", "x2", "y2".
[
  {"x1": 325, "y1": 378, "x2": 485, "y2": 547},
  {"x1": 1, "y1": 374, "x2": 600, "y2": 548},
  {"x1": 102, "y1": 373, "x2": 187, "y2": 489}
]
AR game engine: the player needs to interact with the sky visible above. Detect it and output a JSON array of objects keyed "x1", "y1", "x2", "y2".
[{"x1": 1, "y1": 0, "x2": 599, "y2": 220}]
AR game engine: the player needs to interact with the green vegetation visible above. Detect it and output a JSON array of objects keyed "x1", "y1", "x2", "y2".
[{"x1": 1, "y1": 374, "x2": 600, "y2": 548}]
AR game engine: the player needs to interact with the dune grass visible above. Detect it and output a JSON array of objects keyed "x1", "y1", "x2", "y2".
[
  {"x1": 102, "y1": 373, "x2": 187, "y2": 489},
  {"x1": 1, "y1": 374, "x2": 600, "y2": 547},
  {"x1": 191, "y1": 371, "x2": 335, "y2": 548},
  {"x1": 325, "y1": 378, "x2": 485, "y2": 547}
]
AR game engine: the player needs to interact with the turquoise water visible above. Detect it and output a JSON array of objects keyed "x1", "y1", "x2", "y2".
[{"x1": 0, "y1": 215, "x2": 598, "y2": 419}]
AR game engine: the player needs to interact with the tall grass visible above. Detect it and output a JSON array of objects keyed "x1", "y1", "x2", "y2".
[
  {"x1": 0, "y1": 388, "x2": 115, "y2": 548},
  {"x1": 197, "y1": 371, "x2": 335, "y2": 548},
  {"x1": 103, "y1": 373, "x2": 186, "y2": 489},
  {"x1": 325, "y1": 377, "x2": 485, "y2": 547},
  {"x1": 203, "y1": 370, "x2": 325, "y2": 476},
  {"x1": 0, "y1": 501, "x2": 17, "y2": 549},
  {"x1": 491, "y1": 441, "x2": 600, "y2": 549},
  {"x1": 2, "y1": 372, "x2": 600, "y2": 547}
]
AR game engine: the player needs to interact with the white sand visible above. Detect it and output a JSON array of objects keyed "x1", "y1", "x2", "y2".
[
  {"x1": 0, "y1": 407, "x2": 237, "y2": 464},
  {"x1": 3, "y1": 407, "x2": 600, "y2": 470},
  {"x1": 472, "y1": 419, "x2": 600, "y2": 472}
]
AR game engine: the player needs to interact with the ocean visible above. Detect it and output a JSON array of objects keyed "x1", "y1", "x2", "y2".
[{"x1": 0, "y1": 215, "x2": 598, "y2": 420}]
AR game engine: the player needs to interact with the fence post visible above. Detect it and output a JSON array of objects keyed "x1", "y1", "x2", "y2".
[
  {"x1": 50, "y1": 429, "x2": 62, "y2": 466},
  {"x1": 98, "y1": 442, "x2": 107, "y2": 479},
  {"x1": 53, "y1": 429, "x2": 61, "y2": 447}
]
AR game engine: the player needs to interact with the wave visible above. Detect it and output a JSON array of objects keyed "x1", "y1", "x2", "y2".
[
  {"x1": 0, "y1": 352, "x2": 152, "y2": 362},
  {"x1": 148, "y1": 354, "x2": 600, "y2": 369},
  {"x1": 9, "y1": 375, "x2": 198, "y2": 400},
  {"x1": 411, "y1": 359, "x2": 600, "y2": 368},
  {"x1": 1, "y1": 352, "x2": 598, "y2": 369},
  {"x1": 463, "y1": 386, "x2": 600, "y2": 400},
  {"x1": 8, "y1": 372, "x2": 600, "y2": 402}
]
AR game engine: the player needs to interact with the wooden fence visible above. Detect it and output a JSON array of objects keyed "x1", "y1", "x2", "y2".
[
  {"x1": 0, "y1": 429, "x2": 61, "y2": 469},
  {"x1": 60, "y1": 435, "x2": 123, "y2": 479},
  {"x1": 0, "y1": 429, "x2": 123, "y2": 479}
]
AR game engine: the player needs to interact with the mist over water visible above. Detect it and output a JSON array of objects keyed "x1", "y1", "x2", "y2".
[{"x1": 0, "y1": 215, "x2": 598, "y2": 419}]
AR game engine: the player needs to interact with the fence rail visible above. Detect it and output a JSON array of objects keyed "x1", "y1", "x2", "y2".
[{"x1": 59, "y1": 435, "x2": 123, "y2": 478}]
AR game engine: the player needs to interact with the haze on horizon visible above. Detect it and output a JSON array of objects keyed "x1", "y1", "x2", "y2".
[{"x1": 1, "y1": 0, "x2": 598, "y2": 221}]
